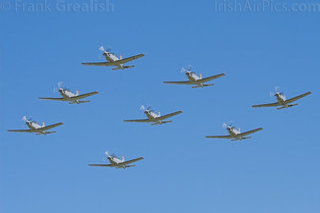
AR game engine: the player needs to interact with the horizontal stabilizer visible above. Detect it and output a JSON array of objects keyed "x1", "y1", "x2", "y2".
[
  {"x1": 112, "y1": 65, "x2": 135, "y2": 70},
  {"x1": 277, "y1": 104, "x2": 298, "y2": 110},
  {"x1": 192, "y1": 83, "x2": 214, "y2": 88},
  {"x1": 152, "y1": 120, "x2": 172, "y2": 125},
  {"x1": 40, "y1": 131, "x2": 56, "y2": 135}
]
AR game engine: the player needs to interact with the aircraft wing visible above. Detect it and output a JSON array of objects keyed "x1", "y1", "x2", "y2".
[
  {"x1": 39, "y1": 122, "x2": 64, "y2": 131},
  {"x1": 124, "y1": 119, "x2": 151, "y2": 123},
  {"x1": 117, "y1": 157, "x2": 144, "y2": 166},
  {"x1": 8, "y1": 129, "x2": 34, "y2": 133},
  {"x1": 285, "y1": 91, "x2": 312, "y2": 104},
  {"x1": 88, "y1": 164, "x2": 114, "y2": 167},
  {"x1": 113, "y1": 54, "x2": 144, "y2": 65},
  {"x1": 157, "y1": 111, "x2": 183, "y2": 121},
  {"x1": 163, "y1": 80, "x2": 192, "y2": 85},
  {"x1": 206, "y1": 135, "x2": 232, "y2": 139},
  {"x1": 81, "y1": 62, "x2": 115, "y2": 66},
  {"x1": 72, "y1": 91, "x2": 98, "y2": 100},
  {"x1": 252, "y1": 102, "x2": 280, "y2": 108},
  {"x1": 39, "y1": 97, "x2": 65, "y2": 101},
  {"x1": 198, "y1": 73, "x2": 226, "y2": 83},
  {"x1": 238, "y1": 128, "x2": 263, "y2": 137}
]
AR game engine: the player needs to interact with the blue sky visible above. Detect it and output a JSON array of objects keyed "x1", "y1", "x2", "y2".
[{"x1": 1, "y1": 0, "x2": 319, "y2": 212}]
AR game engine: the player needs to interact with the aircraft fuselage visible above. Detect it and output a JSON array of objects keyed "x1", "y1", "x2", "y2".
[
  {"x1": 186, "y1": 72, "x2": 201, "y2": 82},
  {"x1": 104, "y1": 51, "x2": 124, "y2": 69},
  {"x1": 108, "y1": 156, "x2": 130, "y2": 168},
  {"x1": 26, "y1": 121, "x2": 42, "y2": 130},
  {"x1": 145, "y1": 110, "x2": 160, "y2": 120},
  {"x1": 59, "y1": 89, "x2": 77, "y2": 99}
]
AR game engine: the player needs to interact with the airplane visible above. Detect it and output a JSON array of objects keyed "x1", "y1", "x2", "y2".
[
  {"x1": 8, "y1": 116, "x2": 63, "y2": 135},
  {"x1": 124, "y1": 105, "x2": 182, "y2": 125},
  {"x1": 88, "y1": 151, "x2": 144, "y2": 169},
  {"x1": 206, "y1": 123, "x2": 263, "y2": 141},
  {"x1": 39, "y1": 82, "x2": 98, "y2": 104},
  {"x1": 163, "y1": 66, "x2": 226, "y2": 88},
  {"x1": 81, "y1": 46, "x2": 144, "y2": 70},
  {"x1": 252, "y1": 87, "x2": 312, "y2": 110}
]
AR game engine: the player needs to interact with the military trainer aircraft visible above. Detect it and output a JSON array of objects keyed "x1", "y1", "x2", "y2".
[
  {"x1": 88, "y1": 151, "x2": 144, "y2": 169},
  {"x1": 206, "y1": 123, "x2": 263, "y2": 141},
  {"x1": 124, "y1": 105, "x2": 182, "y2": 125},
  {"x1": 163, "y1": 66, "x2": 225, "y2": 88},
  {"x1": 82, "y1": 46, "x2": 144, "y2": 70},
  {"x1": 39, "y1": 82, "x2": 98, "y2": 104},
  {"x1": 252, "y1": 87, "x2": 312, "y2": 110},
  {"x1": 8, "y1": 116, "x2": 63, "y2": 135}
]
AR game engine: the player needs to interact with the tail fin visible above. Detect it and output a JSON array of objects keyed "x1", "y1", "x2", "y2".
[
  {"x1": 43, "y1": 122, "x2": 45, "y2": 127},
  {"x1": 76, "y1": 90, "x2": 79, "y2": 96},
  {"x1": 122, "y1": 155, "x2": 125, "y2": 162}
]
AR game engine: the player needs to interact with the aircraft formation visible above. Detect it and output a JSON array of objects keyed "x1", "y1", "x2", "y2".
[{"x1": 7, "y1": 46, "x2": 312, "y2": 169}]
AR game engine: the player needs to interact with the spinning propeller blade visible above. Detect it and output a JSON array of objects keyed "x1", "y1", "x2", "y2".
[
  {"x1": 53, "y1": 82, "x2": 63, "y2": 93},
  {"x1": 223, "y1": 121, "x2": 234, "y2": 128},
  {"x1": 180, "y1": 65, "x2": 192, "y2": 73},
  {"x1": 103, "y1": 150, "x2": 110, "y2": 161},
  {"x1": 140, "y1": 105, "x2": 146, "y2": 111},
  {"x1": 140, "y1": 105, "x2": 151, "y2": 111},
  {"x1": 98, "y1": 45, "x2": 105, "y2": 52}
]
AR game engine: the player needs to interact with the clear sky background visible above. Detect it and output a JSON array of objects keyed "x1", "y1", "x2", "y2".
[{"x1": 1, "y1": 0, "x2": 319, "y2": 212}]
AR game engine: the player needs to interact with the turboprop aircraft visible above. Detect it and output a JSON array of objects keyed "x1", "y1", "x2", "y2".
[
  {"x1": 39, "y1": 82, "x2": 98, "y2": 104},
  {"x1": 252, "y1": 87, "x2": 311, "y2": 110},
  {"x1": 88, "y1": 151, "x2": 144, "y2": 169},
  {"x1": 163, "y1": 66, "x2": 225, "y2": 88},
  {"x1": 206, "y1": 123, "x2": 263, "y2": 141},
  {"x1": 124, "y1": 105, "x2": 182, "y2": 125},
  {"x1": 82, "y1": 46, "x2": 144, "y2": 70},
  {"x1": 8, "y1": 116, "x2": 63, "y2": 135}
]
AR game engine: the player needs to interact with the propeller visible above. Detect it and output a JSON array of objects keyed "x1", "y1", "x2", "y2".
[
  {"x1": 21, "y1": 116, "x2": 31, "y2": 127},
  {"x1": 180, "y1": 65, "x2": 192, "y2": 73},
  {"x1": 223, "y1": 121, "x2": 234, "y2": 129},
  {"x1": 99, "y1": 45, "x2": 113, "y2": 54},
  {"x1": 53, "y1": 82, "x2": 63, "y2": 93},
  {"x1": 98, "y1": 45, "x2": 105, "y2": 52},
  {"x1": 140, "y1": 105, "x2": 151, "y2": 111},
  {"x1": 103, "y1": 150, "x2": 110, "y2": 161},
  {"x1": 22, "y1": 116, "x2": 32, "y2": 125},
  {"x1": 270, "y1": 86, "x2": 283, "y2": 96}
]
